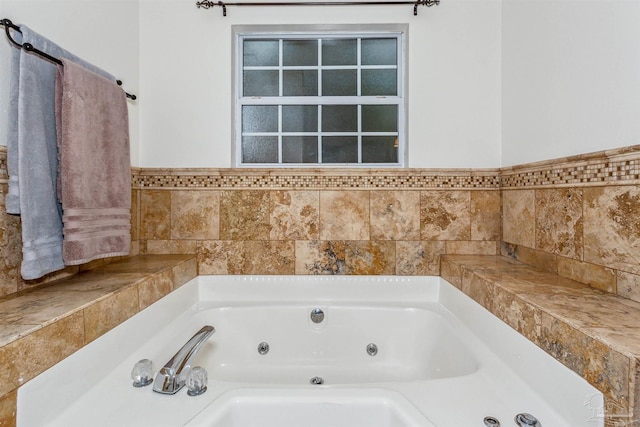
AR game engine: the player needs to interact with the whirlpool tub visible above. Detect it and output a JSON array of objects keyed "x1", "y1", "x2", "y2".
[{"x1": 18, "y1": 276, "x2": 602, "y2": 426}]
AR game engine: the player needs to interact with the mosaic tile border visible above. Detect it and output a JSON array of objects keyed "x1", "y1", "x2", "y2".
[
  {"x1": 133, "y1": 171, "x2": 501, "y2": 190},
  {"x1": 501, "y1": 157, "x2": 640, "y2": 189}
]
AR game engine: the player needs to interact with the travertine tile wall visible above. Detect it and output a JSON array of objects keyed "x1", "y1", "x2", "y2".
[
  {"x1": 132, "y1": 169, "x2": 503, "y2": 277},
  {"x1": 2, "y1": 145, "x2": 639, "y2": 299},
  {"x1": 500, "y1": 145, "x2": 640, "y2": 301}
]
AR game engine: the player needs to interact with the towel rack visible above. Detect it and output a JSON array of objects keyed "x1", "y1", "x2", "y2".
[
  {"x1": 1, "y1": 18, "x2": 137, "y2": 101},
  {"x1": 196, "y1": 0, "x2": 440, "y2": 16}
]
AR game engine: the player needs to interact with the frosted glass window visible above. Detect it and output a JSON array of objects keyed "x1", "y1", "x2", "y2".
[
  {"x1": 283, "y1": 70, "x2": 318, "y2": 96},
  {"x1": 322, "y1": 137, "x2": 358, "y2": 163},
  {"x1": 236, "y1": 29, "x2": 405, "y2": 167},
  {"x1": 361, "y1": 69, "x2": 397, "y2": 96},
  {"x1": 361, "y1": 38, "x2": 397, "y2": 65},
  {"x1": 243, "y1": 40, "x2": 279, "y2": 66},
  {"x1": 242, "y1": 136, "x2": 278, "y2": 163},
  {"x1": 282, "y1": 105, "x2": 318, "y2": 132},
  {"x1": 322, "y1": 39, "x2": 357, "y2": 65},
  {"x1": 283, "y1": 137, "x2": 319, "y2": 163},
  {"x1": 322, "y1": 105, "x2": 357, "y2": 132},
  {"x1": 362, "y1": 105, "x2": 398, "y2": 132},
  {"x1": 283, "y1": 40, "x2": 318, "y2": 66},
  {"x1": 242, "y1": 106, "x2": 278, "y2": 132},
  {"x1": 362, "y1": 136, "x2": 398, "y2": 163},
  {"x1": 322, "y1": 70, "x2": 357, "y2": 96},
  {"x1": 244, "y1": 70, "x2": 279, "y2": 97}
]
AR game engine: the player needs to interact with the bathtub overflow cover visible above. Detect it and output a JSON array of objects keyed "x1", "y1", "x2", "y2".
[
  {"x1": 366, "y1": 343, "x2": 378, "y2": 356},
  {"x1": 257, "y1": 342, "x2": 270, "y2": 355},
  {"x1": 483, "y1": 416, "x2": 500, "y2": 427},
  {"x1": 310, "y1": 308, "x2": 324, "y2": 323}
]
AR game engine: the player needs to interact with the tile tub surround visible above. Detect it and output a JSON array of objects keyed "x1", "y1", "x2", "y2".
[
  {"x1": 500, "y1": 145, "x2": 640, "y2": 301},
  {"x1": 0, "y1": 254, "x2": 197, "y2": 427},
  {"x1": 441, "y1": 255, "x2": 640, "y2": 426},
  {"x1": 134, "y1": 168, "x2": 503, "y2": 276}
]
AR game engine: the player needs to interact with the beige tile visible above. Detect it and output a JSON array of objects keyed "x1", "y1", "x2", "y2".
[
  {"x1": 171, "y1": 190, "x2": 219, "y2": 240},
  {"x1": 239, "y1": 241, "x2": 295, "y2": 275},
  {"x1": 197, "y1": 241, "x2": 294, "y2": 275},
  {"x1": 146, "y1": 240, "x2": 198, "y2": 255},
  {"x1": 538, "y1": 311, "x2": 630, "y2": 410},
  {"x1": 420, "y1": 191, "x2": 470, "y2": 240},
  {"x1": 319, "y1": 191, "x2": 370, "y2": 240},
  {"x1": 396, "y1": 241, "x2": 445, "y2": 276},
  {"x1": 439, "y1": 257, "x2": 463, "y2": 288},
  {"x1": 446, "y1": 241, "x2": 499, "y2": 255},
  {"x1": 220, "y1": 191, "x2": 270, "y2": 240},
  {"x1": 370, "y1": 191, "x2": 420, "y2": 240},
  {"x1": 501, "y1": 243, "x2": 558, "y2": 275},
  {"x1": 470, "y1": 191, "x2": 501, "y2": 241},
  {"x1": 584, "y1": 186, "x2": 640, "y2": 275},
  {"x1": 0, "y1": 312, "x2": 84, "y2": 397},
  {"x1": 170, "y1": 258, "x2": 198, "y2": 288},
  {"x1": 270, "y1": 191, "x2": 319, "y2": 240},
  {"x1": 618, "y1": 271, "x2": 640, "y2": 303},
  {"x1": 295, "y1": 241, "x2": 346, "y2": 275},
  {"x1": 502, "y1": 189, "x2": 535, "y2": 248},
  {"x1": 197, "y1": 241, "x2": 235, "y2": 275},
  {"x1": 83, "y1": 286, "x2": 139, "y2": 343},
  {"x1": 557, "y1": 257, "x2": 616, "y2": 293},
  {"x1": 535, "y1": 188, "x2": 583, "y2": 260},
  {"x1": 0, "y1": 390, "x2": 16, "y2": 427},
  {"x1": 345, "y1": 241, "x2": 395, "y2": 275},
  {"x1": 0, "y1": 185, "x2": 21, "y2": 298},
  {"x1": 140, "y1": 190, "x2": 171, "y2": 240},
  {"x1": 138, "y1": 272, "x2": 174, "y2": 310}
]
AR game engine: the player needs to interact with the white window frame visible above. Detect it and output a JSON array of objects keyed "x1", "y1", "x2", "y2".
[{"x1": 232, "y1": 24, "x2": 409, "y2": 168}]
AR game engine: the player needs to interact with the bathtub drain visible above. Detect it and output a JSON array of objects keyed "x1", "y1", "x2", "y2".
[{"x1": 309, "y1": 376, "x2": 324, "y2": 385}]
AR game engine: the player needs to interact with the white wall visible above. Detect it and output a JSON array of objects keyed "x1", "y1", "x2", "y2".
[
  {"x1": 139, "y1": 0, "x2": 502, "y2": 168},
  {"x1": 5, "y1": 0, "x2": 637, "y2": 169},
  {"x1": 0, "y1": 0, "x2": 140, "y2": 165},
  {"x1": 501, "y1": 0, "x2": 640, "y2": 166}
]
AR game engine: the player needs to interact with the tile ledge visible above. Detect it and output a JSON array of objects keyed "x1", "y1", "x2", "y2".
[{"x1": 0, "y1": 254, "x2": 196, "y2": 348}]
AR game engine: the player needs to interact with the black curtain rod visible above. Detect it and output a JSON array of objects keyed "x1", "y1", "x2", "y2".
[
  {"x1": 1, "y1": 19, "x2": 137, "y2": 100},
  {"x1": 196, "y1": 0, "x2": 439, "y2": 16}
]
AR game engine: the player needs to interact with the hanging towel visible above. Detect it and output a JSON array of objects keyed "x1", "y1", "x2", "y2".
[
  {"x1": 6, "y1": 25, "x2": 117, "y2": 279},
  {"x1": 56, "y1": 58, "x2": 131, "y2": 265},
  {"x1": 5, "y1": 28, "x2": 22, "y2": 214}
]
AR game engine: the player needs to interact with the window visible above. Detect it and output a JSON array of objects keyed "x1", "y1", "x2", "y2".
[{"x1": 234, "y1": 26, "x2": 407, "y2": 167}]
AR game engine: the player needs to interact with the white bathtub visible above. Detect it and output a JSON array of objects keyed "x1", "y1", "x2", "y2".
[{"x1": 18, "y1": 276, "x2": 603, "y2": 427}]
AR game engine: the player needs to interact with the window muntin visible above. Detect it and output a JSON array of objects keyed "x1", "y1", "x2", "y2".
[{"x1": 236, "y1": 31, "x2": 405, "y2": 167}]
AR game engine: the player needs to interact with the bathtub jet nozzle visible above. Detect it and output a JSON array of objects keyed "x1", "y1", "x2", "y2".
[
  {"x1": 153, "y1": 325, "x2": 215, "y2": 395},
  {"x1": 310, "y1": 308, "x2": 325, "y2": 323}
]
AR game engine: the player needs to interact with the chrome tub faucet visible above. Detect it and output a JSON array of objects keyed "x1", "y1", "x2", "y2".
[{"x1": 153, "y1": 325, "x2": 215, "y2": 394}]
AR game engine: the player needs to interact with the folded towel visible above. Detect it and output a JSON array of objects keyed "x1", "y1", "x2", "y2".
[
  {"x1": 56, "y1": 58, "x2": 131, "y2": 265},
  {"x1": 7, "y1": 25, "x2": 117, "y2": 279}
]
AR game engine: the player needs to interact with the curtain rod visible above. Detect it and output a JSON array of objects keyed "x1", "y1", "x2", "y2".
[
  {"x1": 196, "y1": 0, "x2": 440, "y2": 16},
  {"x1": 1, "y1": 19, "x2": 137, "y2": 100}
]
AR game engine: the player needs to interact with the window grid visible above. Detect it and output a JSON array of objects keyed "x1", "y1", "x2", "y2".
[{"x1": 238, "y1": 33, "x2": 404, "y2": 167}]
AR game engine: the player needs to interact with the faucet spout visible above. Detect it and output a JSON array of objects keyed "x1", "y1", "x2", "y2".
[{"x1": 153, "y1": 325, "x2": 215, "y2": 394}]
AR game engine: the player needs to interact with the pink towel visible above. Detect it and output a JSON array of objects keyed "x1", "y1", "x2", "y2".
[{"x1": 56, "y1": 58, "x2": 131, "y2": 265}]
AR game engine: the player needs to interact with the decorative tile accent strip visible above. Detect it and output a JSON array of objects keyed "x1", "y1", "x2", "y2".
[
  {"x1": 133, "y1": 170, "x2": 501, "y2": 190},
  {"x1": 501, "y1": 146, "x2": 640, "y2": 188}
]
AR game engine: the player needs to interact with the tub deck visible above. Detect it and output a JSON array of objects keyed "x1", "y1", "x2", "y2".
[
  {"x1": 0, "y1": 254, "x2": 197, "y2": 424},
  {"x1": 441, "y1": 255, "x2": 640, "y2": 426}
]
